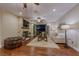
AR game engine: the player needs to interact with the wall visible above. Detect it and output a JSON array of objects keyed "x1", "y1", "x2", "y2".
[
  {"x1": 0, "y1": 10, "x2": 22, "y2": 48},
  {"x1": 2, "y1": 11, "x2": 22, "y2": 39},
  {"x1": 0, "y1": 10, "x2": 35, "y2": 48},
  {"x1": 67, "y1": 30, "x2": 79, "y2": 51},
  {"x1": 47, "y1": 22, "x2": 65, "y2": 43},
  {"x1": 59, "y1": 4, "x2": 79, "y2": 52},
  {"x1": 0, "y1": 10, "x2": 2, "y2": 48}
]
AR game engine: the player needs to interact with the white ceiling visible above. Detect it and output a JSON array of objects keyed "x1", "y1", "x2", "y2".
[{"x1": 0, "y1": 3, "x2": 77, "y2": 23}]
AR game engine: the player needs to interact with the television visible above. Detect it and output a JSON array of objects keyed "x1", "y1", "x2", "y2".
[{"x1": 36, "y1": 25, "x2": 46, "y2": 32}]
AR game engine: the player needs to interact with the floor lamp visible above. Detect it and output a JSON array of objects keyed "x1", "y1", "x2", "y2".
[{"x1": 61, "y1": 25, "x2": 70, "y2": 48}]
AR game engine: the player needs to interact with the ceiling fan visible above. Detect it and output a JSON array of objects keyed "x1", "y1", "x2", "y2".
[
  {"x1": 23, "y1": 3, "x2": 27, "y2": 9},
  {"x1": 34, "y1": 3, "x2": 40, "y2": 5},
  {"x1": 23, "y1": 3, "x2": 40, "y2": 9}
]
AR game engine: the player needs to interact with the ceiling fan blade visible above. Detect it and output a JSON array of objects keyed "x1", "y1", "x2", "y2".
[
  {"x1": 34, "y1": 3, "x2": 40, "y2": 5},
  {"x1": 23, "y1": 3, "x2": 27, "y2": 9}
]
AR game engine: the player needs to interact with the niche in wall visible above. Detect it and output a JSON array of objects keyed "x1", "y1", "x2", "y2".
[
  {"x1": 22, "y1": 19, "x2": 29, "y2": 29},
  {"x1": 21, "y1": 19, "x2": 30, "y2": 38}
]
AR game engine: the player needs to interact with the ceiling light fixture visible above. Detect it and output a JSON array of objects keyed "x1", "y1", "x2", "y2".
[
  {"x1": 37, "y1": 17, "x2": 41, "y2": 22},
  {"x1": 37, "y1": 19, "x2": 41, "y2": 22},
  {"x1": 53, "y1": 9, "x2": 56, "y2": 12},
  {"x1": 37, "y1": 17, "x2": 41, "y2": 19},
  {"x1": 19, "y1": 12, "x2": 22, "y2": 15}
]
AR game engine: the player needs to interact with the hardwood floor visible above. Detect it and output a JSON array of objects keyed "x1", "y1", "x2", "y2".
[{"x1": 0, "y1": 38, "x2": 79, "y2": 56}]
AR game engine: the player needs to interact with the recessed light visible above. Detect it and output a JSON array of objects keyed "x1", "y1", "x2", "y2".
[
  {"x1": 53, "y1": 9, "x2": 56, "y2": 12},
  {"x1": 19, "y1": 12, "x2": 22, "y2": 15}
]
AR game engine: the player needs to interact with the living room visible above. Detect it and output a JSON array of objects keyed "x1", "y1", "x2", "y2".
[{"x1": 0, "y1": 3, "x2": 79, "y2": 56}]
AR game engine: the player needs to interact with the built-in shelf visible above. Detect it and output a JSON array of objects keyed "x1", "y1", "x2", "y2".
[{"x1": 21, "y1": 27, "x2": 29, "y2": 29}]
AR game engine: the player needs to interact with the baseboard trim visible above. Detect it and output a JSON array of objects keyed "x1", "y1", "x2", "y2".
[
  {"x1": 72, "y1": 46, "x2": 79, "y2": 52},
  {"x1": 68, "y1": 45, "x2": 79, "y2": 52},
  {"x1": 56, "y1": 43, "x2": 65, "y2": 44}
]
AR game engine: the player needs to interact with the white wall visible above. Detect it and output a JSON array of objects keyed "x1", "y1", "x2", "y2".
[
  {"x1": 47, "y1": 23, "x2": 65, "y2": 43},
  {"x1": 0, "y1": 10, "x2": 22, "y2": 48},
  {"x1": 0, "y1": 10, "x2": 2, "y2": 48},
  {"x1": 2, "y1": 11, "x2": 22, "y2": 39},
  {"x1": 59, "y1": 4, "x2": 79, "y2": 52},
  {"x1": 0, "y1": 10, "x2": 35, "y2": 48}
]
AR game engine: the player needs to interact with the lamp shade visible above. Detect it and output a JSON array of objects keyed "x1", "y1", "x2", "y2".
[{"x1": 61, "y1": 25, "x2": 70, "y2": 30}]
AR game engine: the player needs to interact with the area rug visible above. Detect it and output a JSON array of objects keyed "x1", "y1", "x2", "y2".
[{"x1": 27, "y1": 37, "x2": 60, "y2": 48}]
